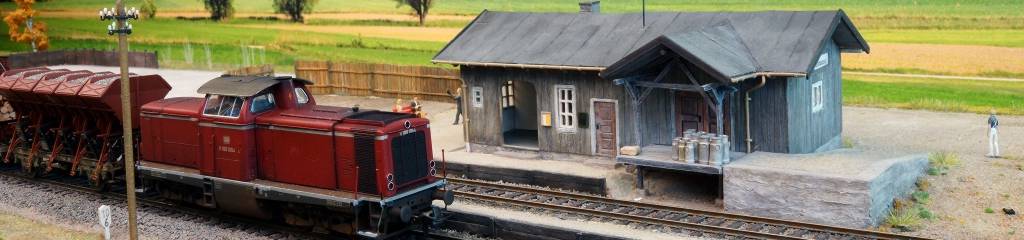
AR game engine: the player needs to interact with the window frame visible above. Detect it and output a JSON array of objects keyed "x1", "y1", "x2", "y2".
[
  {"x1": 202, "y1": 94, "x2": 246, "y2": 119},
  {"x1": 554, "y1": 85, "x2": 577, "y2": 133},
  {"x1": 471, "y1": 87, "x2": 484, "y2": 108},
  {"x1": 249, "y1": 92, "x2": 276, "y2": 114},
  {"x1": 501, "y1": 80, "x2": 515, "y2": 109},
  {"x1": 294, "y1": 87, "x2": 310, "y2": 105},
  {"x1": 811, "y1": 80, "x2": 824, "y2": 113}
]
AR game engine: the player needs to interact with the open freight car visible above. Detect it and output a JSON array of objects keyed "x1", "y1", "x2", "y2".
[{"x1": 0, "y1": 68, "x2": 452, "y2": 239}]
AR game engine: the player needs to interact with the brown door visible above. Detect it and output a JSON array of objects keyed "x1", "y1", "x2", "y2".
[{"x1": 593, "y1": 101, "x2": 617, "y2": 156}]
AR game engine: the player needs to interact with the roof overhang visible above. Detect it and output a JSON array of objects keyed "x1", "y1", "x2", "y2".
[{"x1": 431, "y1": 60, "x2": 605, "y2": 71}]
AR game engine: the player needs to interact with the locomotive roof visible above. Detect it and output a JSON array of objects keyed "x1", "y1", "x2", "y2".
[{"x1": 198, "y1": 75, "x2": 314, "y2": 97}]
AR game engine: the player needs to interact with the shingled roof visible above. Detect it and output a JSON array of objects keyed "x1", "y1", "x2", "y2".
[{"x1": 433, "y1": 10, "x2": 868, "y2": 74}]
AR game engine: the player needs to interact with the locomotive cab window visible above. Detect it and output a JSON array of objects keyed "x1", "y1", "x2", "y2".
[
  {"x1": 295, "y1": 87, "x2": 310, "y2": 105},
  {"x1": 203, "y1": 94, "x2": 244, "y2": 118},
  {"x1": 250, "y1": 93, "x2": 275, "y2": 113}
]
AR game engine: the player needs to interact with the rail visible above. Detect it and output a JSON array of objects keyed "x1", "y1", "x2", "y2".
[{"x1": 448, "y1": 177, "x2": 931, "y2": 240}]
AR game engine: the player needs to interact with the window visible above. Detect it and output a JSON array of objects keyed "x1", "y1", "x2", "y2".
[
  {"x1": 294, "y1": 87, "x2": 309, "y2": 105},
  {"x1": 250, "y1": 93, "x2": 275, "y2": 113},
  {"x1": 203, "y1": 94, "x2": 244, "y2": 118},
  {"x1": 471, "y1": 87, "x2": 483, "y2": 108},
  {"x1": 501, "y1": 80, "x2": 515, "y2": 108},
  {"x1": 554, "y1": 85, "x2": 576, "y2": 132},
  {"x1": 811, "y1": 81, "x2": 824, "y2": 112},
  {"x1": 814, "y1": 52, "x2": 829, "y2": 70}
]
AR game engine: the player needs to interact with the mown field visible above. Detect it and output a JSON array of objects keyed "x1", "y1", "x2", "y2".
[{"x1": 1, "y1": 0, "x2": 1022, "y2": 115}]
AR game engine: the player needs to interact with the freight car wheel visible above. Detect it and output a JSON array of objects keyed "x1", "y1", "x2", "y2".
[{"x1": 90, "y1": 178, "x2": 111, "y2": 192}]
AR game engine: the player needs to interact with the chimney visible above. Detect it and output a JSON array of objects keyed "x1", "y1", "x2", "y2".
[{"x1": 579, "y1": 0, "x2": 600, "y2": 14}]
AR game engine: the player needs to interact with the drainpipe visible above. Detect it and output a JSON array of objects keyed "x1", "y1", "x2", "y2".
[{"x1": 744, "y1": 75, "x2": 767, "y2": 153}]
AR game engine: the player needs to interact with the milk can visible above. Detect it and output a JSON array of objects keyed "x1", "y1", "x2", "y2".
[
  {"x1": 709, "y1": 136, "x2": 723, "y2": 166},
  {"x1": 684, "y1": 140, "x2": 696, "y2": 163},
  {"x1": 719, "y1": 134, "x2": 731, "y2": 164},
  {"x1": 698, "y1": 139, "x2": 710, "y2": 165},
  {"x1": 672, "y1": 137, "x2": 682, "y2": 161}
]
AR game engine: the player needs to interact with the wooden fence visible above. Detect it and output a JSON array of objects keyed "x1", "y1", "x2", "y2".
[
  {"x1": 225, "y1": 64, "x2": 274, "y2": 76},
  {"x1": 7, "y1": 49, "x2": 159, "y2": 69},
  {"x1": 294, "y1": 61, "x2": 461, "y2": 103}
]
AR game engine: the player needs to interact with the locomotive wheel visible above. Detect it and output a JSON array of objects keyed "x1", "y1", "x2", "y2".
[{"x1": 90, "y1": 178, "x2": 111, "y2": 192}]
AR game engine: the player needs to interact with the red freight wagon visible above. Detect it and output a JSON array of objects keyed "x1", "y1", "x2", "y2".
[{"x1": 138, "y1": 75, "x2": 451, "y2": 238}]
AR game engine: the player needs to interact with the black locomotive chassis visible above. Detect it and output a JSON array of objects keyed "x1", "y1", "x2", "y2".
[{"x1": 137, "y1": 162, "x2": 450, "y2": 238}]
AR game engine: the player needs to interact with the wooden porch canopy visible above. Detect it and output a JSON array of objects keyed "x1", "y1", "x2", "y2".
[{"x1": 599, "y1": 23, "x2": 759, "y2": 146}]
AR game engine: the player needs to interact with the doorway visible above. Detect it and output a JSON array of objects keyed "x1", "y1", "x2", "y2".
[
  {"x1": 676, "y1": 92, "x2": 730, "y2": 136},
  {"x1": 501, "y1": 80, "x2": 538, "y2": 149},
  {"x1": 591, "y1": 99, "x2": 618, "y2": 156}
]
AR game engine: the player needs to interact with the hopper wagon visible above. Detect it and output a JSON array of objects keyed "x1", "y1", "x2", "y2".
[{"x1": 0, "y1": 67, "x2": 453, "y2": 238}]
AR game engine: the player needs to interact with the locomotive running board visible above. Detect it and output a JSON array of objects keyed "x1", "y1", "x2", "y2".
[{"x1": 137, "y1": 161, "x2": 446, "y2": 208}]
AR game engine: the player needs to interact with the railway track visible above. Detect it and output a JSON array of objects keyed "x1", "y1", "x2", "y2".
[
  {"x1": 0, "y1": 165, "x2": 330, "y2": 240},
  {"x1": 0, "y1": 164, "x2": 465, "y2": 240},
  {"x1": 447, "y1": 177, "x2": 931, "y2": 240}
]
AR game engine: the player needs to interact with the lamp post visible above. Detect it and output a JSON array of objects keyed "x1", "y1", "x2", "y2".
[{"x1": 99, "y1": 2, "x2": 140, "y2": 240}]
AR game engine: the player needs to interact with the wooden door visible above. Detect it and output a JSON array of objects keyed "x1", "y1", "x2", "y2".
[{"x1": 593, "y1": 101, "x2": 617, "y2": 156}]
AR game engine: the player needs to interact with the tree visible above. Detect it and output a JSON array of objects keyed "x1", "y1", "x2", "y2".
[
  {"x1": 202, "y1": 0, "x2": 233, "y2": 21},
  {"x1": 140, "y1": 0, "x2": 157, "y2": 19},
  {"x1": 394, "y1": 0, "x2": 431, "y2": 26},
  {"x1": 3, "y1": 0, "x2": 49, "y2": 51},
  {"x1": 273, "y1": 0, "x2": 317, "y2": 23}
]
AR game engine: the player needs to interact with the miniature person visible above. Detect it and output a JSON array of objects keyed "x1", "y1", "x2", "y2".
[
  {"x1": 988, "y1": 109, "x2": 1000, "y2": 158},
  {"x1": 447, "y1": 87, "x2": 463, "y2": 125},
  {"x1": 410, "y1": 96, "x2": 422, "y2": 115},
  {"x1": 392, "y1": 99, "x2": 404, "y2": 113}
]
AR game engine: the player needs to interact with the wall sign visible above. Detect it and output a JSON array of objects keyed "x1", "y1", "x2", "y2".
[{"x1": 814, "y1": 52, "x2": 829, "y2": 70}]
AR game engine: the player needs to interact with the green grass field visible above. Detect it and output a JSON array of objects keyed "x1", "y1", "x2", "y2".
[
  {"x1": 2, "y1": 0, "x2": 1022, "y2": 115},
  {"x1": 844, "y1": 76, "x2": 1024, "y2": 115},
  {"x1": 7, "y1": 0, "x2": 1023, "y2": 17}
]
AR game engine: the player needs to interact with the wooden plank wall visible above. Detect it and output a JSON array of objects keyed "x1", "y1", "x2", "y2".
[
  {"x1": 8, "y1": 49, "x2": 159, "y2": 69},
  {"x1": 786, "y1": 40, "x2": 843, "y2": 153},
  {"x1": 294, "y1": 61, "x2": 461, "y2": 102}
]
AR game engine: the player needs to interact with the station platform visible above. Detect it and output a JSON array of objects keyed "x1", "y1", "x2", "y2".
[
  {"x1": 438, "y1": 149, "x2": 612, "y2": 195},
  {"x1": 723, "y1": 149, "x2": 929, "y2": 228}
]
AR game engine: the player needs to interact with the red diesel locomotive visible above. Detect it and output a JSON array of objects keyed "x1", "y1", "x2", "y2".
[{"x1": 0, "y1": 67, "x2": 453, "y2": 238}]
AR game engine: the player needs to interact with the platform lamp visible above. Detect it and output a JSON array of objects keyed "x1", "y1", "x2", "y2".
[{"x1": 99, "y1": 2, "x2": 140, "y2": 240}]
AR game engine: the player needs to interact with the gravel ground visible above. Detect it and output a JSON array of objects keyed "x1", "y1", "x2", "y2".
[
  {"x1": 844, "y1": 107, "x2": 1023, "y2": 239},
  {"x1": 0, "y1": 175, "x2": 275, "y2": 240}
]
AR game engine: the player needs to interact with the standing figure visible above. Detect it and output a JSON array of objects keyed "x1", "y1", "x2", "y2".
[
  {"x1": 448, "y1": 87, "x2": 463, "y2": 125},
  {"x1": 410, "y1": 97, "x2": 422, "y2": 115},
  {"x1": 988, "y1": 109, "x2": 1000, "y2": 158}
]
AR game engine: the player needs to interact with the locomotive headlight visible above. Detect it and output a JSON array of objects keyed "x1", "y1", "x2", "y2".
[
  {"x1": 428, "y1": 160, "x2": 437, "y2": 176},
  {"x1": 386, "y1": 173, "x2": 396, "y2": 191}
]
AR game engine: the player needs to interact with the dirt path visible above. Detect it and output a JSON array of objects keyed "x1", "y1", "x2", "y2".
[
  {"x1": 232, "y1": 24, "x2": 460, "y2": 42},
  {"x1": 844, "y1": 107, "x2": 1023, "y2": 239},
  {"x1": 843, "y1": 43, "x2": 1024, "y2": 76},
  {"x1": 846, "y1": 71, "x2": 1024, "y2": 82}
]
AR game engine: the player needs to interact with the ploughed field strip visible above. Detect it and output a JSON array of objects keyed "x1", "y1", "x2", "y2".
[
  {"x1": 0, "y1": 164, "x2": 330, "y2": 240},
  {"x1": 448, "y1": 178, "x2": 929, "y2": 240}
]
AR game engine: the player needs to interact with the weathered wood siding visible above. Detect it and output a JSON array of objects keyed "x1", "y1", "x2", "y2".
[
  {"x1": 641, "y1": 89, "x2": 675, "y2": 145},
  {"x1": 746, "y1": 77, "x2": 790, "y2": 153},
  {"x1": 786, "y1": 40, "x2": 843, "y2": 153},
  {"x1": 462, "y1": 66, "x2": 633, "y2": 156}
]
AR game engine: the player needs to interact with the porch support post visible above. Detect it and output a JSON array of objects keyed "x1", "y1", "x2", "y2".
[{"x1": 623, "y1": 80, "x2": 644, "y2": 147}]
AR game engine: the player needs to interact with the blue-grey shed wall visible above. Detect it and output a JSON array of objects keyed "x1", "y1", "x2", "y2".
[{"x1": 786, "y1": 40, "x2": 843, "y2": 153}]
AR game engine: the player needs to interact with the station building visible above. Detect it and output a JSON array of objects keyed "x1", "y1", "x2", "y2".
[{"x1": 433, "y1": 7, "x2": 869, "y2": 164}]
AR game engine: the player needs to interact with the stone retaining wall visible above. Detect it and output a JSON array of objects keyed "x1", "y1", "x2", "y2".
[{"x1": 723, "y1": 154, "x2": 928, "y2": 228}]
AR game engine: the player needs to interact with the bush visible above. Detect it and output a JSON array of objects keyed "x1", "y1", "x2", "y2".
[
  {"x1": 140, "y1": 0, "x2": 157, "y2": 19},
  {"x1": 916, "y1": 179, "x2": 931, "y2": 190},
  {"x1": 886, "y1": 206, "x2": 921, "y2": 230},
  {"x1": 930, "y1": 152, "x2": 960, "y2": 169},
  {"x1": 927, "y1": 167, "x2": 941, "y2": 176},
  {"x1": 918, "y1": 207, "x2": 935, "y2": 220},
  {"x1": 912, "y1": 191, "x2": 931, "y2": 205},
  {"x1": 985, "y1": 207, "x2": 995, "y2": 214}
]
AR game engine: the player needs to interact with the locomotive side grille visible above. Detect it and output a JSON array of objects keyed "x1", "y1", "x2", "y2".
[
  {"x1": 354, "y1": 134, "x2": 378, "y2": 195},
  {"x1": 391, "y1": 130, "x2": 428, "y2": 187}
]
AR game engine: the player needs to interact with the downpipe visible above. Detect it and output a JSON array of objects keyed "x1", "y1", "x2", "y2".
[{"x1": 744, "y1": 75, "x2": 767, "y2": 153}]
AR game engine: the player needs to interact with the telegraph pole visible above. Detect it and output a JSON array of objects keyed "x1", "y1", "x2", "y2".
[{"x1": 99, "y1": 2, "x2": 140, "y2": 239}]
